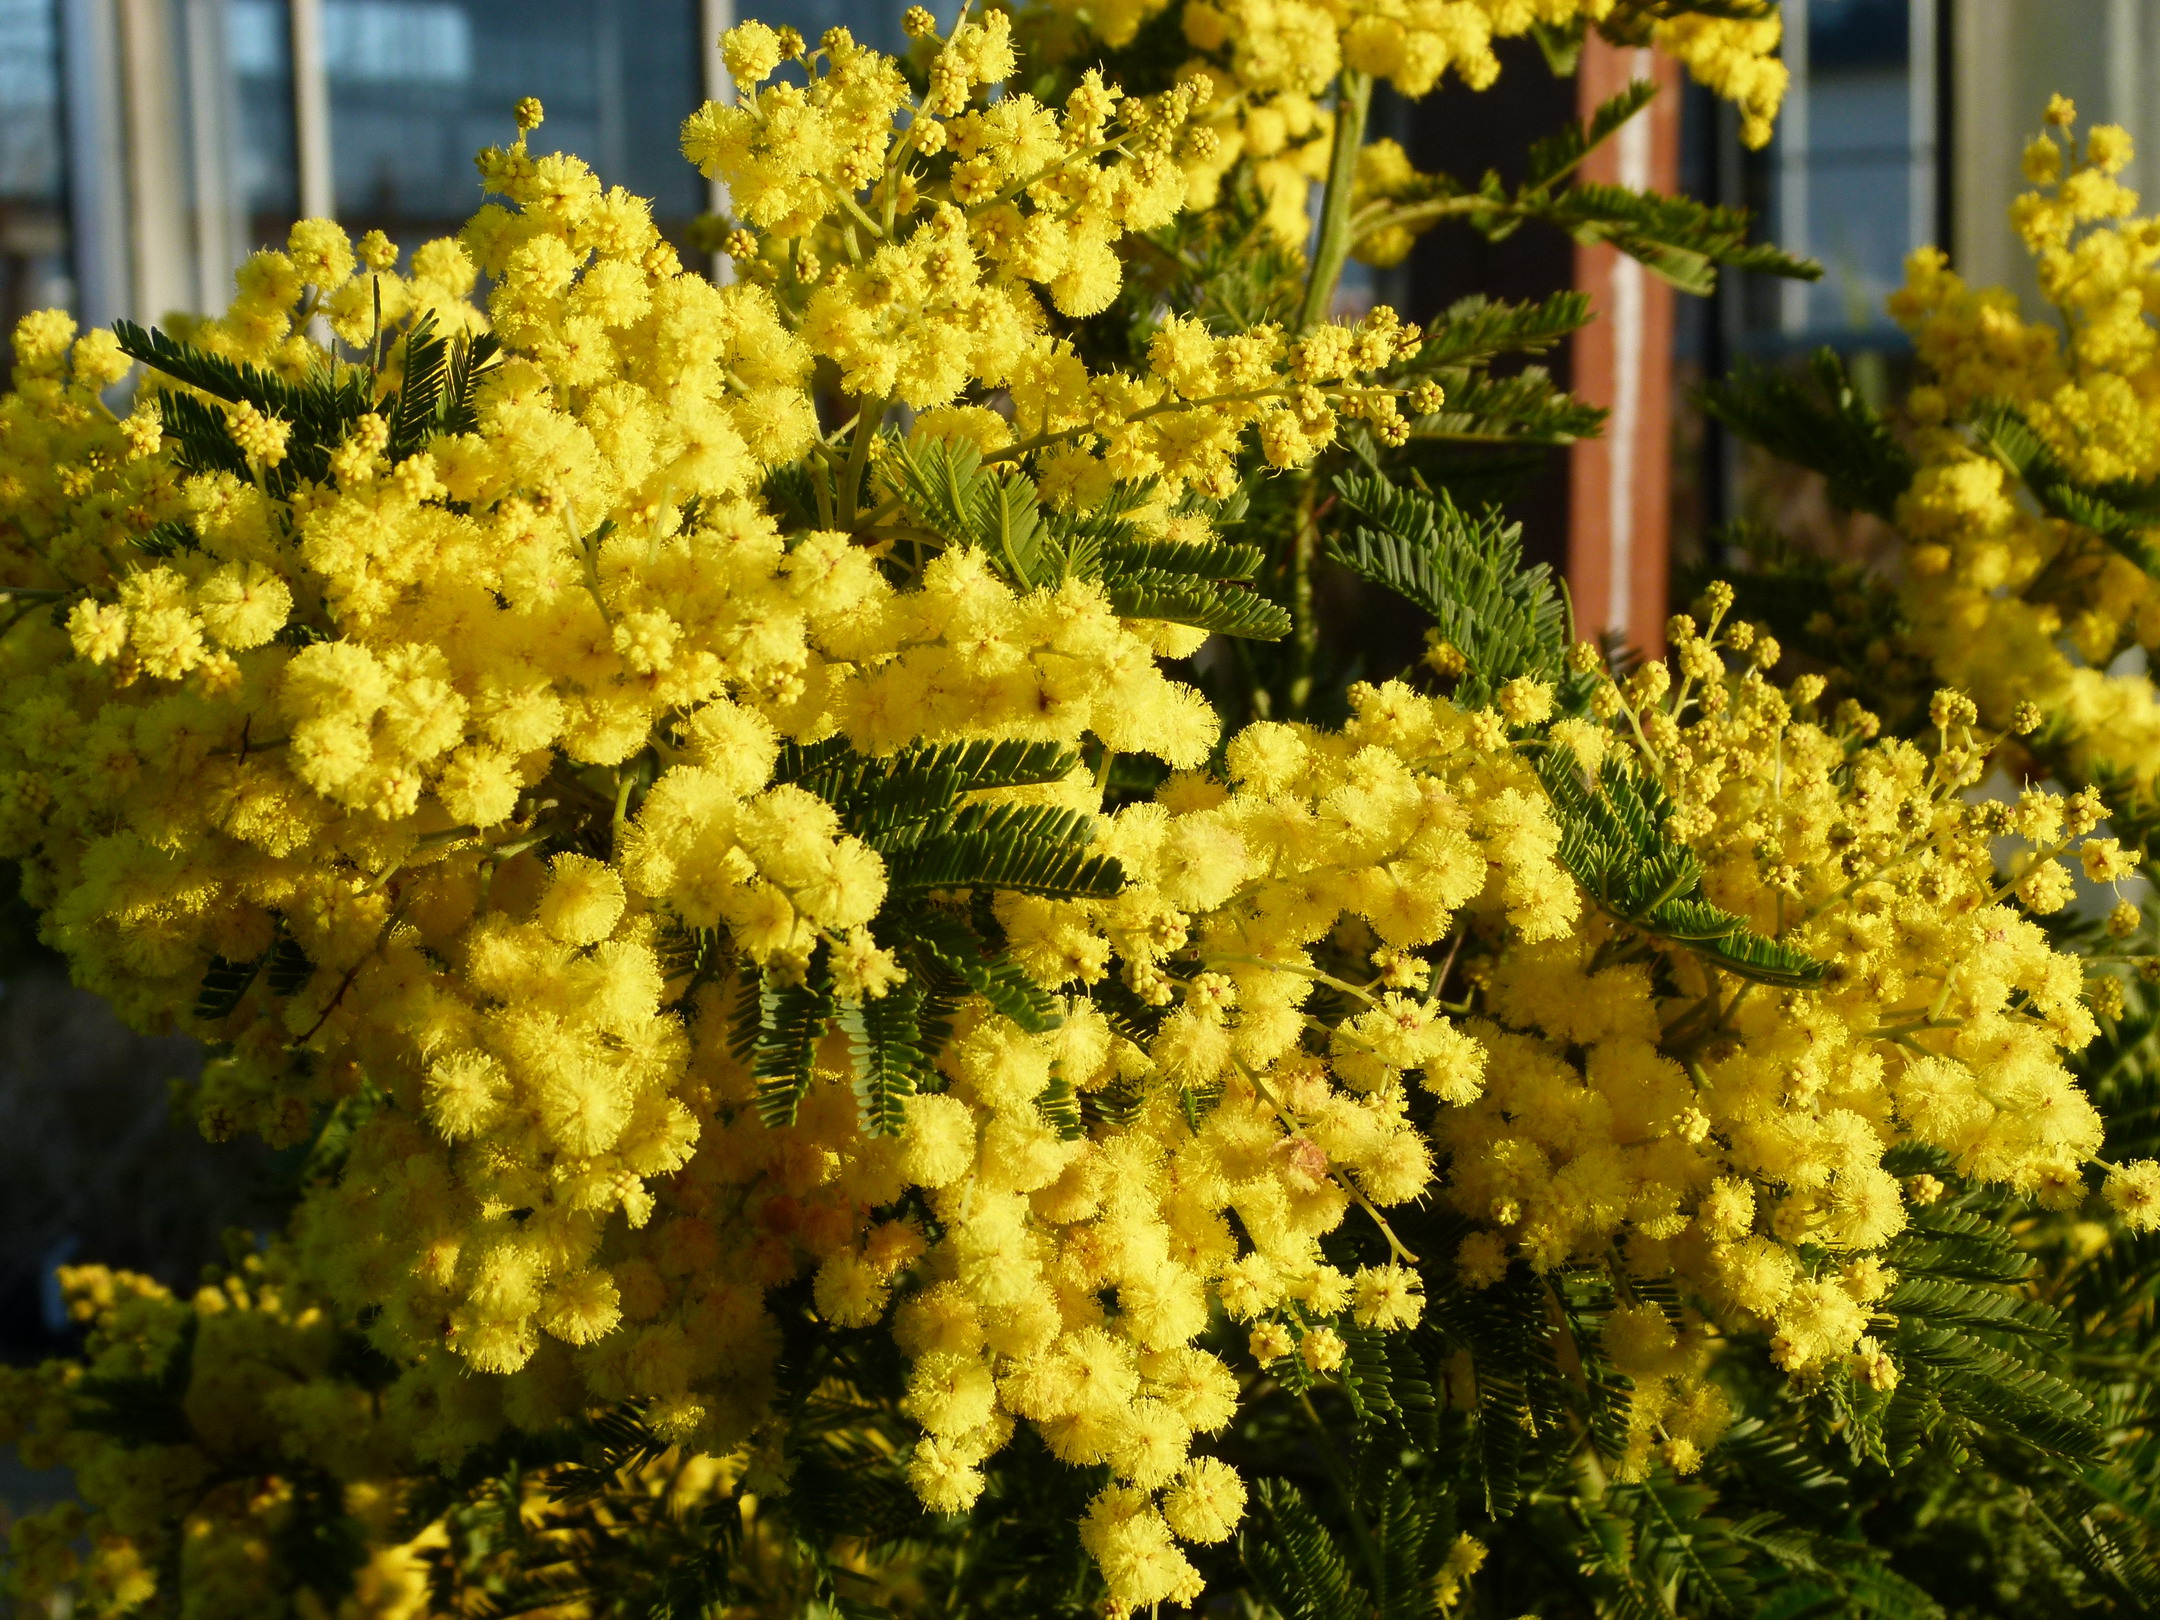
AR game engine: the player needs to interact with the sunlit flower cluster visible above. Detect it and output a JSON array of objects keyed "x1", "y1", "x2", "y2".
[{"x1": 1888, "y1": 102, "x2": 2160, "y2": 818}]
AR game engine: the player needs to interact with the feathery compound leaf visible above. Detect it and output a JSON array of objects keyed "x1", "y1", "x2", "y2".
[
  {"x1": 1408, "y1": 291, "x2": 1592, "y2": 369},
  {"x1": 840, "y1": 987, "x2": 934, "y2": 1137},
  {"x1": 1331, "y1": 467, "x2": 1580, "y2": 706},
  {"x1": 1411, "y1": 363, "x2": 1606, "y2": 444},
  {"x1": 1716, "y1": 1418, "x2": 1852, "y2": 1518},
  {"x1": 116, "y1": 318, "x2": 308, "y2": 417},
  {"x1": 153, "y1": 388, "x2": 252, "y2": 479},
  {"x1": 116, "y1": 318, "x2": 374, "y2": 489},
  {"x1": 1336, "y1": 1321, "x2": 1400, "y2": 1427},
  {"x1": 1242, "y1": 1478, "x2": 1363, "y2": 1620},
  {"x1": 1892, "y1": 1323, "x2": 2102, "y2": 1459},
  {"x1": 1099, "y1": 534, "x2": 1267, "y2": 580},
  {"x1": 1526, "y1": 78, "x2": 1662, "y2": 192},
  {"x1": 195, "y1": 951, "x2": 264, "y2": 1022},
  {"x1": 1430, "y1": 1268, "x2": 1567, "y2": 1517},
  {"x1": 888, "y1": 435, "x2": 1287, "y2": 636},
  {"x1": 1103, "y1": 573, "x2": 1292, "y2": 638},
  {"x1": 1970, "y1": 401, "x2": 2160, "y2": 576},
  {"x1": 1879, "y1": 1274, "x2": 2065, "y2": 1340},
  {"x1": 895, "y1": 903, "x2": 1061, "y2": 1033},
  {"x1": 265, "y1": 931, "x2": 315, "y2": 997},
  {"x1": 978, "y1": 471, "x2": 1052, "y2": 588},
  {"x1": 753, "y1": 979, "x2": 832, "y2": 1127},
  {"x1": 876, "y1": 800, "x2": 1121, "y2": 897},
  {"x1": 440, "y1": 329, "x2": 502, "y2": 437},
  {"x1": 1700, "y1": 350, "x2": 1918, "y2": 520},
  {"x1": 1529, "y1": 183, "x2": 1819, "y2": 295},
  {"x1": 1535, "y1": 747, "x2": 1826, "y2": 987},
  {"x1": 885, "y1": 435, "x2": 1053, "y2": 586},
  {"x1": 388, "y1": 310, "x2": 450, "y2": 461},
  {"x1": 780, "y1": 735, "x2": 1082, "y2": 837},
  {"x1": 887, "y1": 435, "x2": 989, "y2": 549},
  {"x1": 1883, "y1": 1205, "x2": 2032, "y2": 1284},
  {"x1": 885, "y1": 828, "x2": 1123, "y2": 897},
  {"x1": 1036, "y1": 1075, "x2": 1084, "y2": 1140}
]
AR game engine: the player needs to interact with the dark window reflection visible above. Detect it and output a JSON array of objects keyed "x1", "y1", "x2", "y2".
[
  {"x1": 0, "y1": 0, "x2": 68, "y2": 385},
  {"x1": 292, "y1": 0, "x2": 705, "y2": 248},
  {"x1": 229, "y1": 0, "x2": 303, "y2": 248}
]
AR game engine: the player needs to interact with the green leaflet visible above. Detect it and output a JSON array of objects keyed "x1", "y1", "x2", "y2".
[
  {"x1": 1969, "y1": 400, "x2": 2160, "y2": 577},
  {"x1": 840, "y1": 982, "x2": 945, "y2": 1139},
  {"x1": 115, "y1": 311, "x2": 498, "y2": 497},
  {"x1": 1375, "y1": 82, "x2": 1817, "y2": 296},
  {"x1": 1699, "y1": 349, "x2": 1919, "y2": 520},
  {"x1": 880, "y1": 435, "x2": 1290, "y2": 639},
  {"x1": 774, "y1": 735, "x2": 1123, "y2": 902},
  {"x1": 1534, "y1": 746, "x2": 1826, "y2": 988},
  {"x1": 1537, "y1": 181, "x2": 1818, "y2": 295},
  {"x1": 1243, "y1": 1468, "x2": 1467, "y2": 1620},
  {"x1": 195, "y1": 918, "x2": 311, "y2": 1018},
  {"x1": 1329, "y1": 466, "x2": 1589, "y2": 709},
  {"x1": 752, "y1": 977, "x2": 834, "y2": 1129},
  {"x1": 1878, "y1": 1274, "x2": 2064, "y2": 1340},
  {"x1": 881, "y1": 801, "x2": 1124, "y2": 898},
  {"x1": 1407, "y1": 290, "x2": 1592, "y2": 371},
  {"x1": 1888, "y1": 1322, "x2": 2102, "y2": 1460},
  {"x1": 737, "y1": 734, "x2": 1100, "y2": 1133},
  {"x1": 194, "y1": 950, "x2": 265, "y2": 1023},
  {"x1": 1524, "y1": 79, "x2": 1663, "y2": 193}
]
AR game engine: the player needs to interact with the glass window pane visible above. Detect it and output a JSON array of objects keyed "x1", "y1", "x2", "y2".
[
  {"x1": 1794, "y1": 0, "x2": 1912, "y2": 339},
  {"x1": 1726, "y1": 0, "x2": 1928, "y2": 354},
  {"x1": 322, "y1": 0, "x2": 704, "y2": 248},
  {"x1": 0, "y1": 0, "x2": 69, "y2": 381},
  {"x1": 229, "y1": 0, "x2": 301, "y2": 245}
]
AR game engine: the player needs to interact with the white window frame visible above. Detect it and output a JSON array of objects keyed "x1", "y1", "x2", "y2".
[{"x1": 63, "y1": 0, "x2": 734, "y2": 325}]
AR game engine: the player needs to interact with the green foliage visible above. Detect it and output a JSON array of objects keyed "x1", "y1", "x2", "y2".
[
  {"x1": 113, "y1": 309, "x2": 498, "y2": 500},
  {"x1": 1698, "y1": 350, "x2": 1917, "y2": 520},
  {"x1": 1408, "y1": 291, "x2": 1593, "y2": 371},
  {"x1": 1329, "y1": 466, "x2": 1590, "y2": 709},
  {"x1": 1968, "y1": 402, "x2": 2160, "y2": 577},
  {"x1": 1373, "y1": 83, "x2": 1821, "y2": 297},
  {"x1": 1534, "y1": 747, "x2": 1827, "y2": 988},
  {"x1": 881, "y1": 436, "x2": 1293, "y2": 638},
  {"x1": 1244, "y1": 1468, "x2": 1466, "y2": 1620},
  {"x1": 741, "y1": 734, "x2": 1111, "y2": 1129}
]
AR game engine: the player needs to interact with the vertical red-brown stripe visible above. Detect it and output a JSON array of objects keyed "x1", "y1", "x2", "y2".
[{"x1": 1568, "y1": 38, "x2": 1681, "y2": 659}]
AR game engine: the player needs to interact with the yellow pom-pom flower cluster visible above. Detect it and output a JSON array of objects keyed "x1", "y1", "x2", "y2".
[
  {"x1": 1429, "y1": 607, "x2": 2122, "y2": 1477},
  {"x1": 1886, "y1": 104, "x2": 2160, "y2": 815},
  {"x1": 0, "y1": 27, "x2": 2137, "y2": 1620},
  {"x1": 1155, "y1": 0, "x2": 1789, "y2": 253}
]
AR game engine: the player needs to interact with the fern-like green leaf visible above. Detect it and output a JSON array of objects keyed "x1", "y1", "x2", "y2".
[
  {"x1": 1407, "y1": 291, "x2": 1592, "y2": 370},
  {"x1": 1531, "y1": 183, "x2": 1820, "y2": 295},
  {"x1": 1700, "y1": 350, "x2": 1918, "y2": 520},
  {"x1": 1879, "y1": 1274, "x2": 2064, "y2": 1340},
  {"x1": 1242, "y1": 1479, "x2": 1363, "y2": 1620},
  {"x1": 897, "y1": 904, "x2": 1060, "y2": 1033},
  {"x1": 1892, "y1": 1323, "x2": 2102, "y2": 1459},
  {"x1": 1330, "y1": 467, "x2": 1583, "y2": 708},
  {"x1": 1535, "y1": 747, "x2": 1826, "y2": 987},
  {"x1": 1525, "y1": 78, "x2": 1662, "y2": 192},
  {"x1": 388, "y1": 311, "x2": 450, "y2": 462},
  {"x1": 840, "y1": 986, "x2": 937, "y2": 1137},
  {"x1": 753, "y1": 979, "x2": 832, "y2": 1127},
  {"x1": 194, "y1": 951, "x2": 264, "y2": 1023}
]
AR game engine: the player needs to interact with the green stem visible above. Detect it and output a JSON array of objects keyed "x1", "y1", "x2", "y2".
[
  {"x1": 1289, "y1": 475, "x2": 1318, "y2": 716},
  {"x1": 1295, "y1": 69, "x2": 1373, "y2": 334},
  {"x1": 841, "y1": 397, "x2": 889, "y2": 523}
]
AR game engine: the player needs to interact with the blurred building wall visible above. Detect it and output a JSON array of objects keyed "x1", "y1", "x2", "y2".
[{"x1": 1952, "y1": 0, "x2": 2160, "y2": 303}]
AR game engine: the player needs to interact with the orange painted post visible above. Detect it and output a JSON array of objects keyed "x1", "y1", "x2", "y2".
[{"x1": 1567, "y1": 38, "x2": 1682, "y2": 660}]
